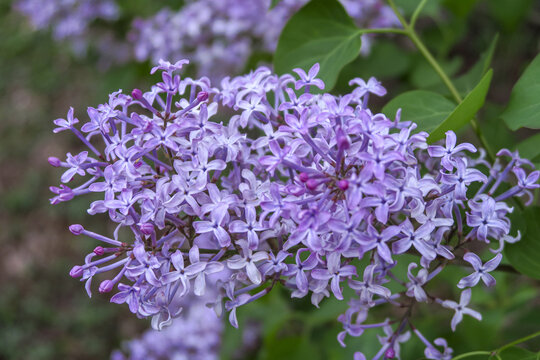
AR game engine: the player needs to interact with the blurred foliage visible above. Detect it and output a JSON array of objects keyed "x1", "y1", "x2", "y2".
[
  {"x1": 223, "y1": 259, "x2": 540, "y2": 359},
  {"x1": 0, "y1": 0, "x2": 540, "y2": 358}
]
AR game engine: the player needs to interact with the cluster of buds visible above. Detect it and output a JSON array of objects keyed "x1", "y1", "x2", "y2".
[{"x1": 49, "y1": 59, "x2": 538, "y2": 359}]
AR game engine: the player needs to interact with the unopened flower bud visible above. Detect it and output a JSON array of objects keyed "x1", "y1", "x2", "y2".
[
  {"x1": 299, "y1": 172, "x2": 309, "y2": 182},
  {"x1": 336, "y1": 128, "x2": 350, "y2": 150},
  {"x1": 306, "y1": 179, "x2": 319, "y2": 191},
  {"x1": 197, "y1": 91, "x2": 209, "y2": 102},
  {"x1": 70, "y1": 265, "x2": 83, "y2": 278},
  {"x1": 93, "y1": 246, "x2": 105, "y2": 256},
  {"x1": 48, "y1": 157, "x2": 61, "y2": 167},
  {"x1": 385, "y1": 347, "x2": 396, "y2": 359},
  {"x1": 99, "y1": 280, "x2": 115, "y2": 293},
  {"x1": 131, "y1": 88, "x2": 143, "y2": 100},
  {"x1": 337, "y1": 179, "x2": 349, "y2": 190},
  {"x1": 139, "y1": 223, "x2": 154, "y2": 235},
  {"x1": 69, "y1": 224, "x2": 84, "y2": 235}
]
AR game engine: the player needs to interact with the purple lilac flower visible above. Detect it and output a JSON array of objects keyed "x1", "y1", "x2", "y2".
[
  {"x1": 50, "y1": 59, "x2": 537, "y2": 358},
  {"x1": 457, "y1": 252, "x2": 502, "y2": 288},
  {"x1": 111, "y1": 302, "x2": 222, "y2": 360},
  {"x1": 15, "y1": 0, "x2": 118, "y2": 40},
  {"x1": 129, "y1": 0, "x2": 399, "y2": 81},
  {"x1": 440, "y1": 289, "x2": 482, "y2": 331},
  {"x1": 14, "y1": 0, "x2": 121, "y2": 61}
]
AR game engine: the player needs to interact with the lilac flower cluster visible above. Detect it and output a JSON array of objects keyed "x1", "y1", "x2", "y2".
[
  {"x1": 15, "y1": 0, "x2": 118, "y2": 52},
  {"x1": 130, "y1": 0, "x2": 399, "y2": 81},
  {"x1": 49, "y1": 59, "x2": 538, "y2": 359},
  {"x1": 14, "y1": 0, "x2": 397, "y2": 73},
  {"x1": 111, "y1": 302, "x2": 222, "y2": 360}
]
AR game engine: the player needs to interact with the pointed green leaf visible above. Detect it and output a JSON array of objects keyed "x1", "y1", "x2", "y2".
[
  {"x1": 273, "y1": 0, "x2": 362, "y2": 91},
  {"x1": 505, "y1": 206, "x2": 540, "y2": 280},
  {"x1": 501, "y1": 53, "x2": 540, "y2": 130},
  {"x1": 382, "y1": 90, "x2": 455, "y2": 133},
  {"x1": 427, "y1": 69, "x2": 493, "y2": 143},
  {"x1": 454, "y1": 33, "x2": 499, "y2": 95}
]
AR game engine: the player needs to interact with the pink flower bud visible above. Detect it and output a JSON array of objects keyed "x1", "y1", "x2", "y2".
[
  {"x1": 93, "y1": 246, "x2": 105, "y2": 256},
  {"x1": 70, "y1": 265, "x2": 83, "y2": 278},
  {"x1": 139, "y1": 223, "x2": 154, "y2": 235},
  {"x1": 306, "y1": 179, "x2": 319, "y2": 191},
  {"x1": 337, "y1": 179, "x2": 349, "y2": 190},
  {"x1": 131, "y1": 88, "x2": 143, "y2": 100},
  {"x1": 385, "y1": 347, "x2": 396, "y2": 359},
  {"x1": 299, "y1": 172, "x2": 309, "y2": 182}
]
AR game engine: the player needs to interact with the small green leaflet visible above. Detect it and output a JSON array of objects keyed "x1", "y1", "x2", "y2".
[
  {"x1": 383, "y1": 70, "x2": 492, "y2": 141},
  {"x1": 382, "y1": 90, "x2": 455, "y2": 133},
  {"x1": 428, "y1": 69, "x2": 493, "y2": 143}
]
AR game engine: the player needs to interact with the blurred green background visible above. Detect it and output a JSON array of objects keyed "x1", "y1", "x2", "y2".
[{"x1": 0, "y1": 0, "x2": 539, "y2": 359}]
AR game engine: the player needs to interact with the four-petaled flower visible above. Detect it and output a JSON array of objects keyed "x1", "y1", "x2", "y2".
[
  {"x1": 428, "y1": 131, "x2": 477, "y2": 171},
  {"x1": 312, "y1": 252, "x2": 357, "y2": 300},
  {"x1": 293, "y1": 63, "x2": 325, "y2": 90},
  {"x1": 227, "y1": 241, "x2": 269, "y2": 284},
  {"x1": 457, "y1": 252, "x2": 502, "y2": 288},
  {"x1": 441, "y1": 289, "x2": 482, "y2": 331}
]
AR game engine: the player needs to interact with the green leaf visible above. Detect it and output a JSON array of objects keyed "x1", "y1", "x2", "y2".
[
  {"x1": 259, "y1": 317, "x2": 322, "y2": 360},
  {"x1": 427, "y1": 69, "x2": 493, "y2": 143},
  {"x1": 488, "y1": 0, "x2": 535, "y2": 32},
  {"x1": 410, "y1": 56, "x2": 462, "y2": 90},
  {"x1": 273, "y1": 0, "x2": 362, "y2": 91},
  {"x1": 505, "y1": 206, "x2": 540, "y2": 280},
  {"x1": 395, "y1": 0, "x2": 442, "y2": 17},
  {"x1": 480, "y1": 102, "x2": 517, "y2": 152},
  {"x1": 382, "y1": 90, "x2": 455, "y2": 133},
  {"x1": 516, "y1": 133, "x2": 540, "y2": 160},
  {"x1": 338, "y1": 40, "x2": 413, "y2": 80},
  {"x1": 442, "y1": 0, "x2": 479, "y2": 17},
  {"x1": 454, "y1": 34, "x2": 499, "y2": 95},
  {"x1": 499, "y1": 346, "x2": 539, "y2": 360},
  {"x1": 501, "y1": 53, "x2": 540, "y2": 130},
  {"x1": 270, "y1": 0, "x2": 282, "y2": 9}
]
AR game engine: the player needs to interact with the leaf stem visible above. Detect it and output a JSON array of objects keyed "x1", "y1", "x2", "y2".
[
  {"x1": 386, "y1": 0, "x2": 494, "y2": 160},
  {"x1": 451, "y1": 330, "x2": 540, "y2": 359},
  {"x1": 451, "y1": 350, "x2": 492, "y2": 360},
  {"x1": 495, "y1": 330, "x2": 540, "y2": 354},
  {"x1": 407, "y1": 30, "x2": 463, "y2": 103},
  {"x1": 357, "y1": 28, "x2": 408, "y2": 35},
  {"x1": 410, "y1": 0, "x2": 430, "y2": 29}
]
